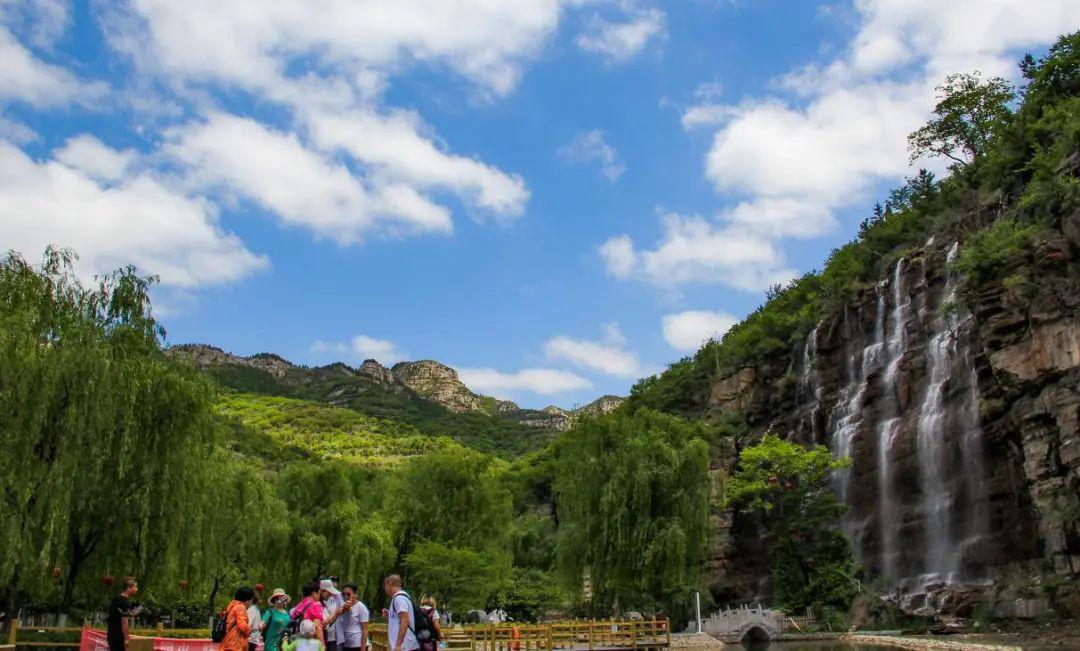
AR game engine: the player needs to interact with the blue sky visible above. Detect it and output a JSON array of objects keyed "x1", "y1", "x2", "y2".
[{"x1": 1, "y1": 0, "x2": 1077, "y2": 408}]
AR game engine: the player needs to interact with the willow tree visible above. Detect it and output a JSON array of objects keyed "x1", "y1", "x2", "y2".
[
  {"x1": 0, "y1": 248, "x2": 220, "y2": 612},
  {"x1": 554, "y1": 409, "x2": 710, "y2": 616}
]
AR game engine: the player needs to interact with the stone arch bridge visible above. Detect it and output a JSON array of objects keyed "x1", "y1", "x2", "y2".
[{"x1": 693, "y1": 605, "x2": 784, "y2": 644}]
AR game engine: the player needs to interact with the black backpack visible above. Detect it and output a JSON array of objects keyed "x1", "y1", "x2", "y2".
[
  {"x1": 394, "y1": 593, "x2": 438, "y2": 643},
  {"x1": 211, "y1": 609, "x2": 230, "y2": 643}
]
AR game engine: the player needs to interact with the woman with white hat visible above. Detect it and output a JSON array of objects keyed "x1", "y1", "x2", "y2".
[{"x1": 261, "y1": 589, "x2": 292, "y2": 651}]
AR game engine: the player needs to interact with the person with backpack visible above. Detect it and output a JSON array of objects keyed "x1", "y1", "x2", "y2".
[
  {"x1": 218, "y1": 587, "x2": 255, "y2": 651},
  {"x1": 381, "y1": 575, "x2": 419, "y2": 651},
  {"x1": 290, "y1": 583, "x2": 325, "y2": 647},
  {"x1": 417, "y1": 597, "x2": 442, "y2": 651},
  {"x1": 261, "y1": 589, "x2": 292, "y2": 651}
]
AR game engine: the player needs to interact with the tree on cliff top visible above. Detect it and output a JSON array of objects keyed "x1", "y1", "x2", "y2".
[
  {"x1": 908, "y1": 72, "x2": 1016, "y2": 168},
  {"x1": 726, "y1": 435, "x2": 857, "y2": 611}
]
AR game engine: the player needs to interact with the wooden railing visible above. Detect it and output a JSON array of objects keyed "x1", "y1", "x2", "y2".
[
  {"x1": 4, "y1": 622, "x2": 212, "y2": 650},
  {"x1": 370, "y1": 620, "x2": 669, "y2": 651}
]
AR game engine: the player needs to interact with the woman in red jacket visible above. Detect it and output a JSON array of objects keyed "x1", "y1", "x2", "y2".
[{"x1": 221, "y1": 587, "x2": 256, "y2": 651}]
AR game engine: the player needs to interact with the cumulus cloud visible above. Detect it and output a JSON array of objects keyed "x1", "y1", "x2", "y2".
[
  {"x1": 457, "y1": 367, "x2": 592, "y2": 396},
  {"x1": 662, "y1": 310, "x2": 738, "y2": 352},
  {"x1": 55, "y1": 135, "x2": 137, "y2": 183},
  {"x1": 577, "y1": 8, "x2": 665, "y2": 63},
  {"x1": 311, "y1": 335, "x2": 406, "y2": 364},
  {"x1": 599, "y1": 212, "x2": 796, "y2": 291},
  {"x1": 165, "y1": 112, "x2": 453, "y2": 243},
  {"x1": 0, "y1": 26, "x2": 104, "y2": 107},
  {"x1": 544, "y1": 322, "x2": 649, "y2": 378},
  {"x1": 558, "y1": 130, "x2": 625, "y2": 182},
  {"x1": 0, "y1": 138, "x2": 267, "y2": 288}
]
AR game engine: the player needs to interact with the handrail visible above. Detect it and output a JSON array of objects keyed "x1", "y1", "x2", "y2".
[{"x1": 368, "y1": 619, "x2": 669, "y2": 651}]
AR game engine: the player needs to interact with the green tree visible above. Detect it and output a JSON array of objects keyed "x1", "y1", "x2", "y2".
[
  {"x1": 725, "y1": 435, "x2": 857, "y2": 611},
  {"x1": 554, "y1": 410, "x2": 709, "y2": 615},
  {"x1": 404, "y1": 541, "x2": 509, "y2": 612},
  {"x1": 908, "y1": 72, "x2": 1016, "y2": 167},
  {"x1": 0, "y1": 248, "x2": 222, "y2": 612}
]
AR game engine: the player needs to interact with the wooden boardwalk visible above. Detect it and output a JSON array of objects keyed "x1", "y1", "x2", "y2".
[{"x1": 371, "y1": 620, "x2": 670, "y2": 651}]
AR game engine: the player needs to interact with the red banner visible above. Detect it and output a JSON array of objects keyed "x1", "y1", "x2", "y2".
[{"x1": 80, "y1": 628, "x2": 217, "y2": 651}]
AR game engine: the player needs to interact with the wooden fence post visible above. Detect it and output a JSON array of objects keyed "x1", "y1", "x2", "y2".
[{"x1": 6, "y1": 619, "x2": 18, "y2": 646}]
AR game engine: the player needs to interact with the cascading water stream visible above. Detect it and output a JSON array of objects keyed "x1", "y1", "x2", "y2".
[
  {"x1": 830, "y1": 288, "x2": 887, "y2": 558},
  {"x1": 916, "y1": 242, "x2": 961, "y2": 580},
  {"x1": 798, "y1": 324, "x2": 823, "y2": 445},
  {"x1": 877, "y1": 258, "x2": 910, "y2": 581}
]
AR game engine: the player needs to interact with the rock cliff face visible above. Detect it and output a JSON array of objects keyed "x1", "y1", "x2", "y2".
[
  {"x1": 704, "y1": 225, "x2": 1080, "y2": 608},
  {"x1": 390, "y1": 360, "x2": 485, "y2": 413}
]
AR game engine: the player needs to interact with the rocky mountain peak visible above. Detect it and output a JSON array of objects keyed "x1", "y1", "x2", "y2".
[
  {"x1": 390, "y1": 360, "x2": 484, "y2": 413},
  {"x1": 358, "y1": 358, "x2": 397, "y2": 385}
]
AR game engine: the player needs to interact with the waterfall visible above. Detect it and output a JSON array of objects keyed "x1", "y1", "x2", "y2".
[
  {"x1": 830, "y1": 288, "x2": 887, "y2": 559},
  {"x1": 798, "y1": 324, "x2": 823, "y2": 445},
  {"x1": 877, "y1": 258, "x2": 910, "y2": 581},
  {"x1": 916, "y1": 242, "x2": 961, "y2": 580},
  {"x1": 916, "y1": 242, "x2": 990, "y2": 582}
]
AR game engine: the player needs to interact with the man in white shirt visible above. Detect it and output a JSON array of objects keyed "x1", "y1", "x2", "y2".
[
  {"x1": 338, "y1": 583, "x2": 369, "y2": 651},
  {"x1": 382, "y1": 575, "x2": 418, "y2": 651}
]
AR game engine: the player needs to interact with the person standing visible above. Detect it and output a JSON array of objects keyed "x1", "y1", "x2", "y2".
[
  {"x1": 247, "y1": 589, "x2": 264, "y2": 651},
  {"x1": 221, "y1": 587, "x2": 256, "y2": 651},
  {"x1": 318, "y1": 580, "x2": 344, "y2": 651},
  {"x1": 338, "y1": 584, "x2": 369, "y2": 651},
  {"x1": 292, "y1": 583, "x2": 325, "y2": 647},
  {"x1": 106, "y1": 578, "x2": 139, "y2": 651},
  {"x1": 382, "y1": 575, "x2": 418, "y2": 651},
  {"x1": 262, "y1": 590, "x2": 292, "y2": 651},
  {"x1": 417, "y1": 597, "x2": 441, "y2": 651}
]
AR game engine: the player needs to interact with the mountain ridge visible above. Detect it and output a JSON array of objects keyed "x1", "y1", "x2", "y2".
[{"x1": 169, "y1": 343, "x2": 624, "y2": 432}]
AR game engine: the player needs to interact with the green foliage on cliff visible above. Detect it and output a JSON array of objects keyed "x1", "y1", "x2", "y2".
[
  {"x1": 627, "y1": 31, "x2": 1080, "y2": 419},
  {"x1": 726, "y1": 436, "x2": 857, "y2": 611},
  {"x1": 554, "y1": 409, "x2": 710, "y2": 619}
]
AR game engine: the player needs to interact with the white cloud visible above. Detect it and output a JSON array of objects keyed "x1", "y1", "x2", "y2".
[
  {"x1": 662, "y1": 310, "x2": 738, "y2": 352},
  {"x1": 458, "y1": 367, "x2": 592, "y2": 396},
  {"x1": 304, "y1": 107, "x2": 529, "y2": 221},
  {"x1": 311, "y1": 334, "x2": 406, "y2": 364},
  {"x1": 0, "y1": 138, "x2": 267, "y2": 288},
  {"x1": 599, "y1": 212, "x2": 796, "y2": 291},
  {"x1": 107, "y1": 0, "x2": 574, "y2": 97},
  {"x1": 598, "y1": 234, "x2": 637, "y2": 279},
  {"x1": 0, "y1": 26, "x2": 104, "y2": 107},
  {"x1": 577, "y1": 8, "x2": 665, "y2": 63},
  {"x1": 0, "y1": 114, "x2": 37, "y2": 144},
  {"x1": 165, "y1": 112, "x2": 452, "y2": 243},
  {"x1": 558, "y1": 129, "x2": 625, "y2": 181},
  {"x1": 55, "y1": 134, "x2": 136, "y2": 183},
  {"x1": 545, "y1": 322, "x2": 648, "y2": 378}
]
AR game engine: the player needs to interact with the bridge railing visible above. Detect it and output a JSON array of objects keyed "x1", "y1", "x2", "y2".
[{"x1": 370, "y1": 619, "x2": 670, "y2": 651}]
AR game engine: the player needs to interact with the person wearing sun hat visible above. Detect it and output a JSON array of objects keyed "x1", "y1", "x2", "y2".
[
  {"x1": 319, "y1": 579, "x2": 345, "y2": 651},
  {"x1": 261, "y1": 589, "x2": 292, "y2": 651}
]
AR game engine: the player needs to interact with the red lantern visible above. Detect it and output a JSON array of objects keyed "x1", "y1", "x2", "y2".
[
  {"x1": 101, "y1": 575, "x2": 115, "y2": 586},
  {"x1": 255, "y1": 583, "x2": 265, "y2": 593},
  {"x1": 179, "y1": 580, "x2": 189, "y2": 590},
  {"x1": 52, "y1": 565, "x2": 62, "y2": 579}
]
